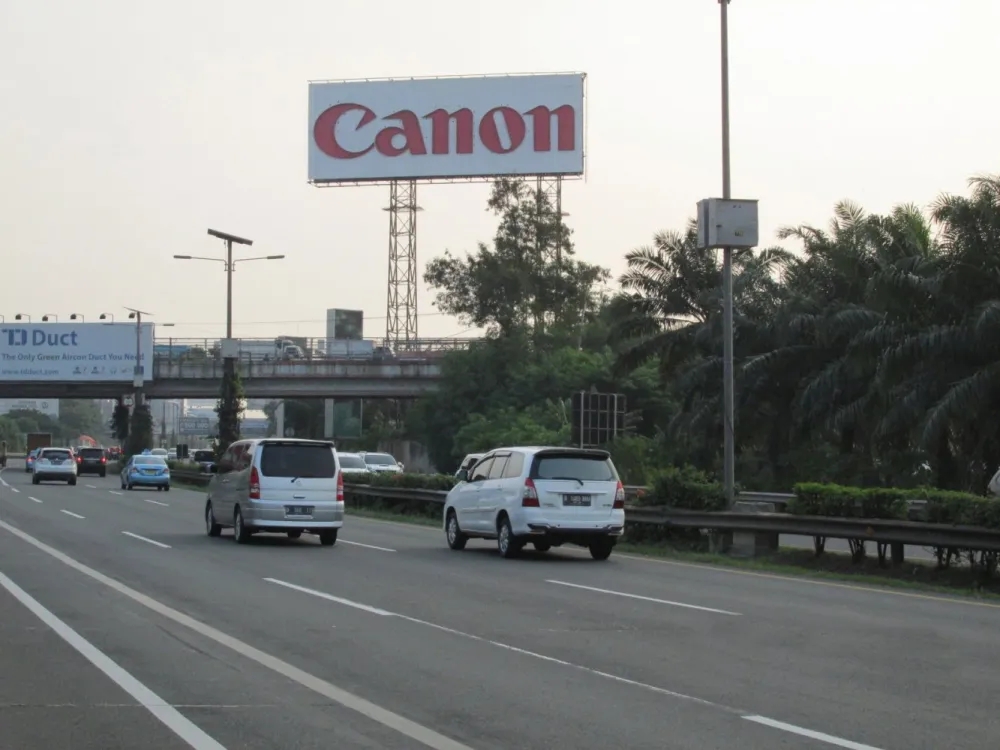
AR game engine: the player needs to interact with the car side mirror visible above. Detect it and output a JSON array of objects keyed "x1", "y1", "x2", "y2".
[{"x1": 456, "y1": 469, "x2": 469, "y2": 482}]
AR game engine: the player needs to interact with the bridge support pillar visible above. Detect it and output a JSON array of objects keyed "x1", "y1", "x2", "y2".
[
  {"x1": 275, "y1": 401, "x2": 285, "y2": 438},
  {"x1": 323, "y1": 399, "x2": 334, "y2": 439}
]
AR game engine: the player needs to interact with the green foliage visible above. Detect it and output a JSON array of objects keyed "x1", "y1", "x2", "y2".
[
  {"x1": 646, "y1": 465, "x2": 727, "y2": 511},
  {"x1": 110, "y1": 402, "x2": 130, "y2": 442},
  {"x1": 909, "y1": 488, "x2": 1000, "y2": 530},
  {"x1": 344, "y1": 472, "x2": 459, "y2": 491},
  {"x1": 216, "y1": 363, "x2": 244, "y2": 459},
  {"x1": 789, "y1": 483, "x2": 909, "y2": 520},
  {"x1": 123, "y1": 404, "x2": 154, "y2": 460}
]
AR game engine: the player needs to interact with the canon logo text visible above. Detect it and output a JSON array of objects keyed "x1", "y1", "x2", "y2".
[{"x1": 314, "y1": 104, "x2": 577, "y2": 160}]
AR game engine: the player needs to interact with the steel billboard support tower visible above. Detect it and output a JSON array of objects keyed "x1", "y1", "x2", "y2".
[
  {"x1": 384, "y1": 180, "x2": 420, "y2": 348},
  {"x1": 535, "y1": 175, "x2": 565, "y2": 264}
]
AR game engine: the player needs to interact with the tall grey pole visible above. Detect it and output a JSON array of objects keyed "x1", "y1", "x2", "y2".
[
  {"x1": 720, "y1": 0, "x2": 736, "y2": 507},
  {"x1": 134, "y1": 312, "x2": 143, "y2": 406},
  {"x1": 225, "y1": 239, "x2": 233, "y2": 339}
]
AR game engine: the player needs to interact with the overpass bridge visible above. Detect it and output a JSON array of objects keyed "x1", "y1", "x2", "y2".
[{"x1": 0, "y1": 337, "x2": 466, "y2": 400}]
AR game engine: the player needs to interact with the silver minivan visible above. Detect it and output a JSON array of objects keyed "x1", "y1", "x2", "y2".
[{"x1": 204, "y1": 438, "x2": 344, "y2": 546}]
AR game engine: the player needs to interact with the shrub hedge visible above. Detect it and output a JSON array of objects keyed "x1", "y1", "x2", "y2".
[
  {"x1": 633, "y1": 465, "x2": 728, "y2": 512},
  {"x1": 342, "y1": 471, "x2": 459, "y2": 491}
]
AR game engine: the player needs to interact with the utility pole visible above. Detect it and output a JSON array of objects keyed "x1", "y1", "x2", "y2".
[{"x1": 720, "y1": 0, "x2": 735, "y2": 507}]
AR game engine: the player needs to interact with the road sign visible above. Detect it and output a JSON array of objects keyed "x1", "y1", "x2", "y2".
[
  {"x1": 122, "y1": 395, "x2": 135, "y2": 407},
  {"x1": 178, "y1": 416, "x2": 212, "y2": 436}
]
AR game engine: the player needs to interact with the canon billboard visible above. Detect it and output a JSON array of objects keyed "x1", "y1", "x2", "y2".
[{"x1": 308, "y1": 73, "x2": 586, "y2": 183}]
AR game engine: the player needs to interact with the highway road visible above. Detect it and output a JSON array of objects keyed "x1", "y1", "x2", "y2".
[{"x1": 1, "y1": 459, "x2": 997, "y2": 749}]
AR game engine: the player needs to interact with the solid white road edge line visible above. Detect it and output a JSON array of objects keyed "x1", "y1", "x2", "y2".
[
  {"x1": 339, "y1": 540, "x2": 396, "y2": 552},
  {"x1": 545, "y1": 579, "x2": 741, "y2": 616},
  {"x1": 28, "y1": 497, "x2": 42, "y2": 504},
  {"x1": 0, "y1": 521, "x2": 473, "y2": 750},
  {"x1": 0, "y1": 571, "x2": 228, "y2": 750},
  {"x1": 263, "y1": 577, "x2": 887, "y2": 750},
  {"x1": 122, "y1": 531, "x2": 172, "y2": 549},
  {"x1": 60, "y1": 510, "x2": 85, "y2": 519},
  {"x1": 743, "y1": 716, "x2": 883, "y2": 750},
  {"x1": 144, "y1": 499, "x2": 170, "y2": 507}
]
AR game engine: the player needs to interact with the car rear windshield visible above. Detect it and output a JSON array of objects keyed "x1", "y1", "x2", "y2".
[
  {"x1": 338, "y1": 454, "x2": 367, "y2": 469},
  {"x1": 42, "y1": 450, "x2": 72, "y2": 460},
  {"x1": 80, "y1": 448, "x2": 104, "y2": 458},
  {"x1": 364, "y1": 453, "x2": 396, "y2": 466},
  {"x1": 135, "y1": 456, "x2": 166, "y2": 466},
  {"x1": 531, "y1": 453, "x2": 618, "y2": 482},
  {"x1": 260, "y1": 443, "x2": 336, "y2": 478}
]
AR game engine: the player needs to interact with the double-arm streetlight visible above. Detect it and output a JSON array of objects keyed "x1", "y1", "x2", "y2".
[{"x1": 174, "y1": 229, "x2": 285, "y2": 339}]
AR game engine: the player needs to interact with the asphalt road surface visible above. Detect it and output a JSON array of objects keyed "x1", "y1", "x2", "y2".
[{"x1": 1, "y1": 460, "x2": 998, "y2": 749}]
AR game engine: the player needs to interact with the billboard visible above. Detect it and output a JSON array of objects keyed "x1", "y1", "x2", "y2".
[
  {"x1": 0, "y1": 323, "x2": 154, "y2": 382},
  {"x1": 178, "y1": 416, "x2": 213, "y2": 436},
  {"x1": 326, "y1": 309, "x2": 363, "y2": 341},
  {"x1": 0, "y1": 399, "x2": 60, "y2": 418},
  {"x1": 308, "y1": 73, "x2": 586, "y2": 183}
]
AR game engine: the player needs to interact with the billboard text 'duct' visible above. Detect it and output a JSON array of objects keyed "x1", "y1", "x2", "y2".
[{"x1": 308, "y1": 73, "x2": 586, "y2": 183}]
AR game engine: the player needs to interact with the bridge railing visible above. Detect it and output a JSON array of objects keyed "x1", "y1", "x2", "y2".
[{"x1": 152, "y1": 337, "x2": 481, "y2": 363}]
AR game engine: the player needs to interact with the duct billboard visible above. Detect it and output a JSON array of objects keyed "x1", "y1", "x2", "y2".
[{"x1": 0, "y1": 323, "x2": 154, "y2": 382}]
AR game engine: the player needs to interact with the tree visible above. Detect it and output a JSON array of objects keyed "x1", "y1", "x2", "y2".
[
  {"x1": 215, "y1": 364, "x2": 244, "y2": 459},
  {"x1": 124, "y1": 404, "x2": 153, "y2": 459},
  {"x1": 59, "y1": 400, "x2": 105, "y2": 440},
  {"x1": 424, "y1": 178, "x2": 609, "y2": 341},
  {"x1": 110, "y1": 399, "x2": 130, "y2": 443}
]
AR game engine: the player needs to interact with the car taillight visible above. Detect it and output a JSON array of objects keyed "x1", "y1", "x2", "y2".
[
  {"x1": 522, "y1": 478, "x2": 540, "y2": 507},
  {"x1": 76, "y1": 456, "x2": 82, "y2": 463},
  {"x1": 249, "y1": 466, "x2": 261, "y2": 499},
  {"x1": 613, "y1": 481, "x2": 625, "y2": 509},
  {"x1": 101, "y1": 457, "x2": 107, "y2": 463},
  {"x1": 336, "y1": 471, "x2": 344, "y2": 502}
]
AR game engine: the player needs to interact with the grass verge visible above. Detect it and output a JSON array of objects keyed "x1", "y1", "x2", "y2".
[{"x1": 346, "y1": 505, "x2": 1000, "y2": 600}]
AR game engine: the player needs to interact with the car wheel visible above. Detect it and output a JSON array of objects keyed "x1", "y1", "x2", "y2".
[
  {"x1": 127, "y1": 483, "x2": 134, "y2": 491},
  {"x1": 318, "y1": 529, "x2": 338, "y2": 546},
  {"x1": 497, "y1": 515, "x2": 521, "y2": 559},
  {"x1": 233, "y1": 506, "x2": 251, "y2": 544},
  {"x1": 287, "y1": 530, "x2": 302, "y2": 540},
  {"x1": 164, "y1": 486, "x2": 170, "y2": 492},
  {"x1": 68, "y1": 477, "x2": 77, "y2": 486},
  {"x1": 589, "y1": 538, "x2": 615, "y2": 561},
  {"x1": 533, "y1": 542, "x2": 551, "y2": 552},
  {"x1": 445, "y1": 510, "x2": 468, "y2": 550},
  {"x1": 205, "y1": 501, "x2": 222, "y2": 537},
  {"x1": 32, "y1": 476, "x2": 39, "y2": 485},
  {"x1": 100, "y1": 471, "x2": 106, "y2": 478}
]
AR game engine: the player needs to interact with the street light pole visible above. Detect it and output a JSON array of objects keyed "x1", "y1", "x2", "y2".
[{"x1": 719, "y1": 0, "x2": 736, "y2": 507}]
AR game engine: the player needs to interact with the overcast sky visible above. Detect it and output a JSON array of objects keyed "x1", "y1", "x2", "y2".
[{"x1": 1, "y1": 0, "x2": 994, "y2": 344}]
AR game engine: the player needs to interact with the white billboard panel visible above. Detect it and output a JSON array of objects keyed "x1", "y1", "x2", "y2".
[
  {"x1": 0, "y1": 323, "x2": 154, "y2": 382},
  {"x1": 0, "y1": 398, "x2": 60, "y2": 418},
  {"x1": 308, "y1": 73, "x2": 586, "y2": 183}
]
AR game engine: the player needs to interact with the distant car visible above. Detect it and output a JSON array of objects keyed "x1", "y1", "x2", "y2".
[
  {"x1": 359, "y1": 451, "x2": 403, "y2": 473},
  {"x1": 167, "y1": 450, "x2": 177, "y2": 462},
  {"x1": 75, "y1": 447, "x2": 108, "y2": 477},
  {"x1": 192, "y1": 449, "x2": 215, "y2": 473},
  {"x1": 455, "y1": 453, "x2": 483, "y2": 477},
  {"x1": 204, "y1": 438, "x2": 343, "y2": 546},
  {"x1": 25, "y1": 448, "x2": 41, "y2": 473},
  {"x1": 444, "y1": 446, "x2": 625, "y2": 560},
  {"x1": 121, "y1": 454, "x2": 171, "y2": 491},
  {"x1": 337, "y1": 452, "x2": 369, "y2": 476},
  {"x1": 150, "y1": 448, "x2": 169, "y2": 458},
  {"x1": 32, "y1": 447, "x2": 78, "y2": 486}
]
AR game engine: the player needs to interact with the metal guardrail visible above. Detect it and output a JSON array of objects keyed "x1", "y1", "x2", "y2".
[
  {"x1": 163, "y1": 475, "x2": 1000, "y2": 553},
  {"x1": 152, "y1": 337, "x2": 481, "y2": 363}
]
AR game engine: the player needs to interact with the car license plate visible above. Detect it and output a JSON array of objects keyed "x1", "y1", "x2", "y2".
[
  {"x1": 285, "y1": 506, "x2": 313, "y2": 516},
  {"x1": 563, "y1": 494, "x2": 590, "y2": 507}
]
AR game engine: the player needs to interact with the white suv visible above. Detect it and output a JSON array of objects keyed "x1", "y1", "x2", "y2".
[
  {"x1": 443, "y1": 446, "x2": 626, "y2": 560},
  {"x1": 32, "y1": 447, "x2": 78, "y2": 486}
]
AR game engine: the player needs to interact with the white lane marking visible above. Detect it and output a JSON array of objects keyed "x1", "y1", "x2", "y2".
[
  {"x1": 28, "y1": 497, "x2": 42, "y2": 504},
  {"x1": 86, "y1": 484, "x2": 97, "y2": 489},
  {"x1": 263, "y1": 578, "x2": 393, "y2": 615},
  {"x1": 109, "y1": 491, "x2": 124, "y2": 496},
  {"x1": 545, "y1": 579, "x2": 741, "y2": 616},
  {"x1": 122, "y1": 531, "x2": 172, "y2": 549},
  {"x1": 0, "y1": 521, "x2": 473, "y2": 750},
  {"x1": 0, "y1": 571, "x2": 228, "y2": 750},
  {"x1": 144, "y1": 499, "x2": 170, "y2": 507},
  {"x1": 60, "y1": 510, "x2": 85, "y2": 519},
  {"x1": 339, "y1": 539, "x2": 396, "y2": 552},
  {"x1": 743, "y1": 716, "x2": 883, "y2": 749},
  {"x1": 264, "y1": 576, "x2": 887, "y2": 748}
]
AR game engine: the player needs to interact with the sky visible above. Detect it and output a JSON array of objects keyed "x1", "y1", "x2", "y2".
[{"x1": 1, "y1": 0, "x2": 996, "y2": 346}]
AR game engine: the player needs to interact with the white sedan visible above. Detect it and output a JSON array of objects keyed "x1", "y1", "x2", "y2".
[{"x1": 32, "y1": 448, "x2": 78, "y2": 486}]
